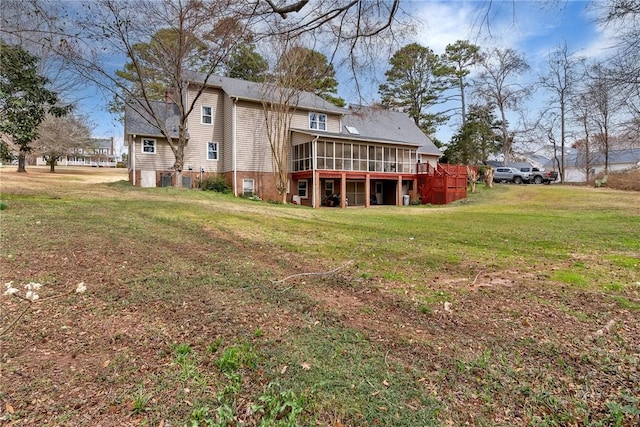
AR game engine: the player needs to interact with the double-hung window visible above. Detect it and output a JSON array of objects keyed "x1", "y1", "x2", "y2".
[
  {"x1": 309, "y1": 112, "x2": 327, "y2": 131},
  {"x1": 202, "y1": 106, "x2": 213, "y2": 124},
  {"x1": 243, "y1": 179, "x2": 255, "y2": 196},
  {"x1": 207, "y1": 142, "x2": 218, "y2": 160},
  {"x1": 298, "y1": 179, "x2": 308, "y2": 198},
  {"x1": 142, "y1": 138, "x2": 156, "y2": 154}
]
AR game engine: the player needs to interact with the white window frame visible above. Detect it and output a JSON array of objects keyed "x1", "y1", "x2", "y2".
[
  {"x1": 142, "y1": 138, "x2": 156, "y2": 154},
  {"x1": 207, "y1": 142, "x2": 218, "y2": 160},
  {"x1": 201, "y1": 106, "x2": 213, "y2": 125},
  {"x1": 298, "y1": 179, "x2": 308, "y2": 199},
  {"x1": 309, "y1": 112, "x2": 327, "y2": 131},
  {"x1": 243, "y1": 179, "x2": 255, "y2": 196}
]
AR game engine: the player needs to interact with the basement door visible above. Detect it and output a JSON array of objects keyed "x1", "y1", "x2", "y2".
[{"x1": 346, "y1": 180, "x2": 366, "y2": 206}]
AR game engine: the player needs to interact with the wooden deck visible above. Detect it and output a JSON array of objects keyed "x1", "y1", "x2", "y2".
[{"x1": 417, "y1": 164, "x2": 469, "y2": 205}]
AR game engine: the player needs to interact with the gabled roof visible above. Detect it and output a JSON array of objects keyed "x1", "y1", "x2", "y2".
[
  {"x1": 185, "y1": 72, "x2": 345, "y2": 115},
  {"x1": 550, "y1": 148, "x2": 640, "y2": 168},
  {"x1": 124, "y1": 101, "x2": 181, "y2": 138},
  {"x1": 292, "y1": 105, "x2": 441, "y2": 156},
  {"x1": 91, "y1": 138, "x2": 113, "y2": 149},
  {"x1": 346, "y1": 105, "x2": 440, "y2": 155}
]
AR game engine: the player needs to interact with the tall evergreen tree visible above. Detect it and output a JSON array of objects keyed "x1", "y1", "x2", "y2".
[
  {"x1": 379, "y1": 43, "x2": 449, "y2": 136},
  {"x1": 278, "y1": 46, "x2": 345, "y2": 107},
  {"x1": 442, "y1": 40, "x2": 482, "y2": 127},
  {"x1": 227, "y1": 43, "x2": 268, "y2": 82},
  {"x1": 443, "y1": 105, "x2": 502, "y2": 165}
]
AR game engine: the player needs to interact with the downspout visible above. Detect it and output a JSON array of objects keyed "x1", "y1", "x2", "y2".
[
  {"x1": 132, "y1": 135, "x2": 136, "y2": 186},
  {"x1": 232, "y1": 97, "x2": 238, "y2": 197},
  {"x1": 311, "y1": 135, "x2": 319, "y2": 208}
]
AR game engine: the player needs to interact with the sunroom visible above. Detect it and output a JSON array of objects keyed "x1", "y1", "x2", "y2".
[{"x1": 290, "y1": 130, "x2": 422, "y2": 208}]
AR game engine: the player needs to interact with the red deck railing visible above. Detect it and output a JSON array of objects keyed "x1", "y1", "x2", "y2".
[{"x1": 417, "y1": 163, "x2": 470, "y2": 205}]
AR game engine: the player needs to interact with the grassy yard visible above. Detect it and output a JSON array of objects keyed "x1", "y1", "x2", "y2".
[{"x1": 1, "y1": 167, "x2": 639, "y2": 426}]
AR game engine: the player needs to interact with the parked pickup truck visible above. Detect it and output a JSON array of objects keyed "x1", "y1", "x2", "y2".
[
  {"x1": 493, "y1": 167, "x2": 530, "y2": 184},
  {"x1": 519, "y1": 167, "x2": 559, "y2": 184}
]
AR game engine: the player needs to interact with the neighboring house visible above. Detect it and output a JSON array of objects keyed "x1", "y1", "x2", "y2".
[
  {"x1": 35, "y1": 138, "x2": 117, "y2": 167},
  {"x1": 486, "y1": 160, "x2": 533, "y2": 171},
  {"x1": 552, "y1": 148, "x2": 640, "y2": 182},
  {"x1": 124, "y1": 74, "x2": 443, "y2": 207}
]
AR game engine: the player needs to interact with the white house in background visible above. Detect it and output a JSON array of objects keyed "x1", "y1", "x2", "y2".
[
  {"x1": 124, "y1": 74, "x2": 443, "y2": 207},
  {"x1": 546, "y1": 148, "x2": 640, "y2": 182},
  {"x1": 35, "y1": 137, "x2": 117, "y2": 167}
]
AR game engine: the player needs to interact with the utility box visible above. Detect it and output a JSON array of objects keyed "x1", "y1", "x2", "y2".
[{"x1": 160, "y1": 173, "x2": 172, "y2": 187}]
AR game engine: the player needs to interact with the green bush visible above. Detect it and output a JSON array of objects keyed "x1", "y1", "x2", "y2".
[{"x1": 201, "y1": 175, "x2": 231, "y2": 193}]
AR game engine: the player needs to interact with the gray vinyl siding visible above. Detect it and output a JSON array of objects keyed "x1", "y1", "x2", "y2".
[
  {"x1": 185, "y1": 87, "x2": 225, "y2": 173},
  {"x1": 222, "y1": 94, "x2": 234, "y2": 172},
  {"x1": 133, "y1": 137, "x2": 175, "y2": 170},
  {"x1": 291, "y1": 132, "x2": 314, "y2": 146},
  {"x1": 235, "y1": 101, "x2": 273, "y2": 173},
  {"x1": 291, "y1": 110, "x2": 341, "y2": 133}
]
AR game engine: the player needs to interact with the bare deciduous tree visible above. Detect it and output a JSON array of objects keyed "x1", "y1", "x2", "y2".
[
  {"x1": 474, "y1": 47, "x2": 531, "y2": 164},
  {"x1": 33, "y1": 113, "x2": 93, "y2": 173},
  {"x1": 583, "y1": 62, "x2": 624, "y2": 174},
  {"x1": 539, "y1": 42, "x2": 583, "y2": 182}
]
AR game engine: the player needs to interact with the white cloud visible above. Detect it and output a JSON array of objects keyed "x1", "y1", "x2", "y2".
[{"x1": 412, "y1": 1, "x2": 476, "y2": 54}]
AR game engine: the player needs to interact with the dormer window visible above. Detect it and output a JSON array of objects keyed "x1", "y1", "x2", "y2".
[{"x1": 309, "y1": 112, "x2": 327, "y2": 131}]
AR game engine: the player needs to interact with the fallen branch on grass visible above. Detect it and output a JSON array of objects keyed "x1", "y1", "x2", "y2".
[
  {"x1": 271, "y1": 259, "x2": 355, "y2": 285},
  {"x1": 1, "y1": 281, "x2": 87, "y2": 338},
  {"x1": 469, "y1": 269, "x2": 485, "y2": 289}
]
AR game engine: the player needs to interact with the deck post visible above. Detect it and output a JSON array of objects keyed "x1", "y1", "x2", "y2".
[
  {"x1": 314, "y1": 170, "x2": 321, "y2": 208},
  {"x1": 365, "y1": 174, "x2": 370, "y2": 207},
  {"x1": 397, "y1": 175, "x2": 402, "y2": 206},
  {"x1": 340, "y1": 173, "x2": 347, "y2": 208}
]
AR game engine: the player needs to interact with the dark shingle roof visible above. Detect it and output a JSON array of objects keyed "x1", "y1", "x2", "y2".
[
  {"x1": 124, "y1": 101, "x2": 181, "y2": 138},
  {"x1": 291, "y1": 105, "x2": 441, "y2": 156},
  {"x1": 345, "y1": 106, "x2": 440, "y2": 155},
  {"x1": 91, "y1": 138, "x2": 113, "y2": 149},
  {"x1": 123, "y1": 76, "x2": 440, "y2": 156},
  {"x1": 185, "y1": 72, "x2": 345, "y2": 115},
  {"x1": 548, "y1": 148, "x2": 640, "y2": 168}
]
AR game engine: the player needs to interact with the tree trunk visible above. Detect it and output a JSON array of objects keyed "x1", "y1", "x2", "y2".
[
  {"x1": 467, "y1": 166, "x2": 477, "y2": 193},
  {"x1": 485, "y1": 168, "x2": 494, "y2": 188},
  {"x1": 49, "y1": 159, "x2": 56, "y2": 173},
  {"x1": 17, "y1": 152, "x2": 27, "y2": 173},
  {"x1": 173, "y1": 148, "x2": 184, "y2": 188}
]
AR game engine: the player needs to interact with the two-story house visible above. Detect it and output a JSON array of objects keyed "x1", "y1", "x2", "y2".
[
  {"x1": 124, "y1": 74, "x2": 445, "y2": 207},
  {"x1": 35, "y1": 137, "x2": 117, "y2": 167}
]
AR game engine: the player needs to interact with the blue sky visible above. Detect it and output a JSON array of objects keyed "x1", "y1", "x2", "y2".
[{"x1": 85, "y1": 0, "x2": 616, "y2": 156}]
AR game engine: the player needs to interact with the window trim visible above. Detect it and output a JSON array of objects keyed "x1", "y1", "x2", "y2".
[
  {"x1": 201, "y1": 106, "x2": 213, "y2": 125},
  {"x1": 207, "y1": 142, "x2": 218, "y2": 161},
  {"x1": 309, "y1": 112, "x2": 327, "y2": 131},
  {"x1": 142, "y1": 138, "x2": 156, "y2": 154},
  {"x1": 298, "y1": 179, "x2": 308, "y2": 199},
  {"x1": 242, "y1": 178, "x2": 255, "y2": 196}
]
